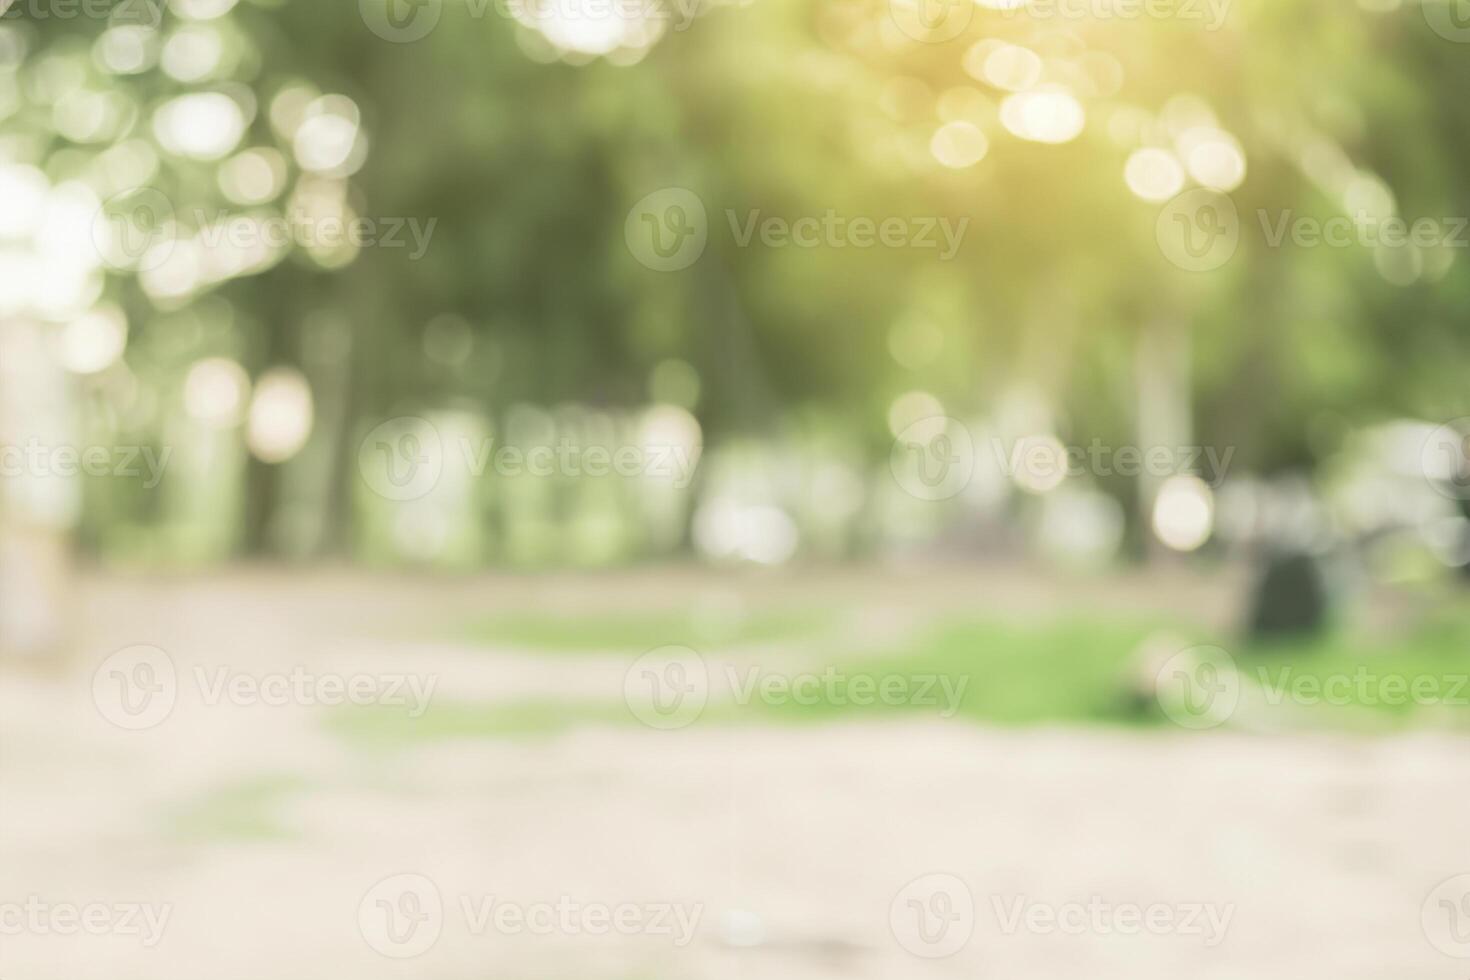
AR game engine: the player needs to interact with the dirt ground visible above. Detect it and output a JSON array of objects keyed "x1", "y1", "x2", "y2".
[{"x1": 1, "y1": 567, "x2": 1466, "y2": 979}]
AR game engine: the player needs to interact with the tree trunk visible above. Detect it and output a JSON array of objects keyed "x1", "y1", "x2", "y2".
[{"x1": 1134, "y1": 317, "x2": 1192, "y2": 560}]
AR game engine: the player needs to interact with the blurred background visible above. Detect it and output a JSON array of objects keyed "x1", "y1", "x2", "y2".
[{"x1": 3, "y1": 0, "x2": 1470, "y2": 976}]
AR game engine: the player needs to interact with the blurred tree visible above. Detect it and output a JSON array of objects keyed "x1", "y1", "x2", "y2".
[{"x1": 2, "y1": 0, "x2": 1468, "y2": 582}]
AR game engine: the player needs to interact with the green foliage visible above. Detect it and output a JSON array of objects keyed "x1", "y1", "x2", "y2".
[{"x1": 10, "y1": 0, "x2": 1470, "y2": 560}]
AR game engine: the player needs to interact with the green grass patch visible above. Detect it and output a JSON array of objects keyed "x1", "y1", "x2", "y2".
[
  {"x1": 330, "y1": 608, "x2": 1470, "y2": 745},
  {"x1": 327, "y1": 699, "x2": 631, "y2": 743},
  {"x1": 1233, "y1": 606, "x2": 1470, "y2": 723},
  {"x1": 748, "y1": 616, "x2": 1184, "y2": 727},
  {"x1": 167, "y1": 774, "x2": 306, "y2": 842},
  {"x1": 458, "y1": 607, "x2": 836, "y2": 653}
]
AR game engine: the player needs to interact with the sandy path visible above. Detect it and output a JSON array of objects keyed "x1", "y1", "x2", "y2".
[{"x1": 0, "y1": 569, "x2": 1465, "y2": 979}]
